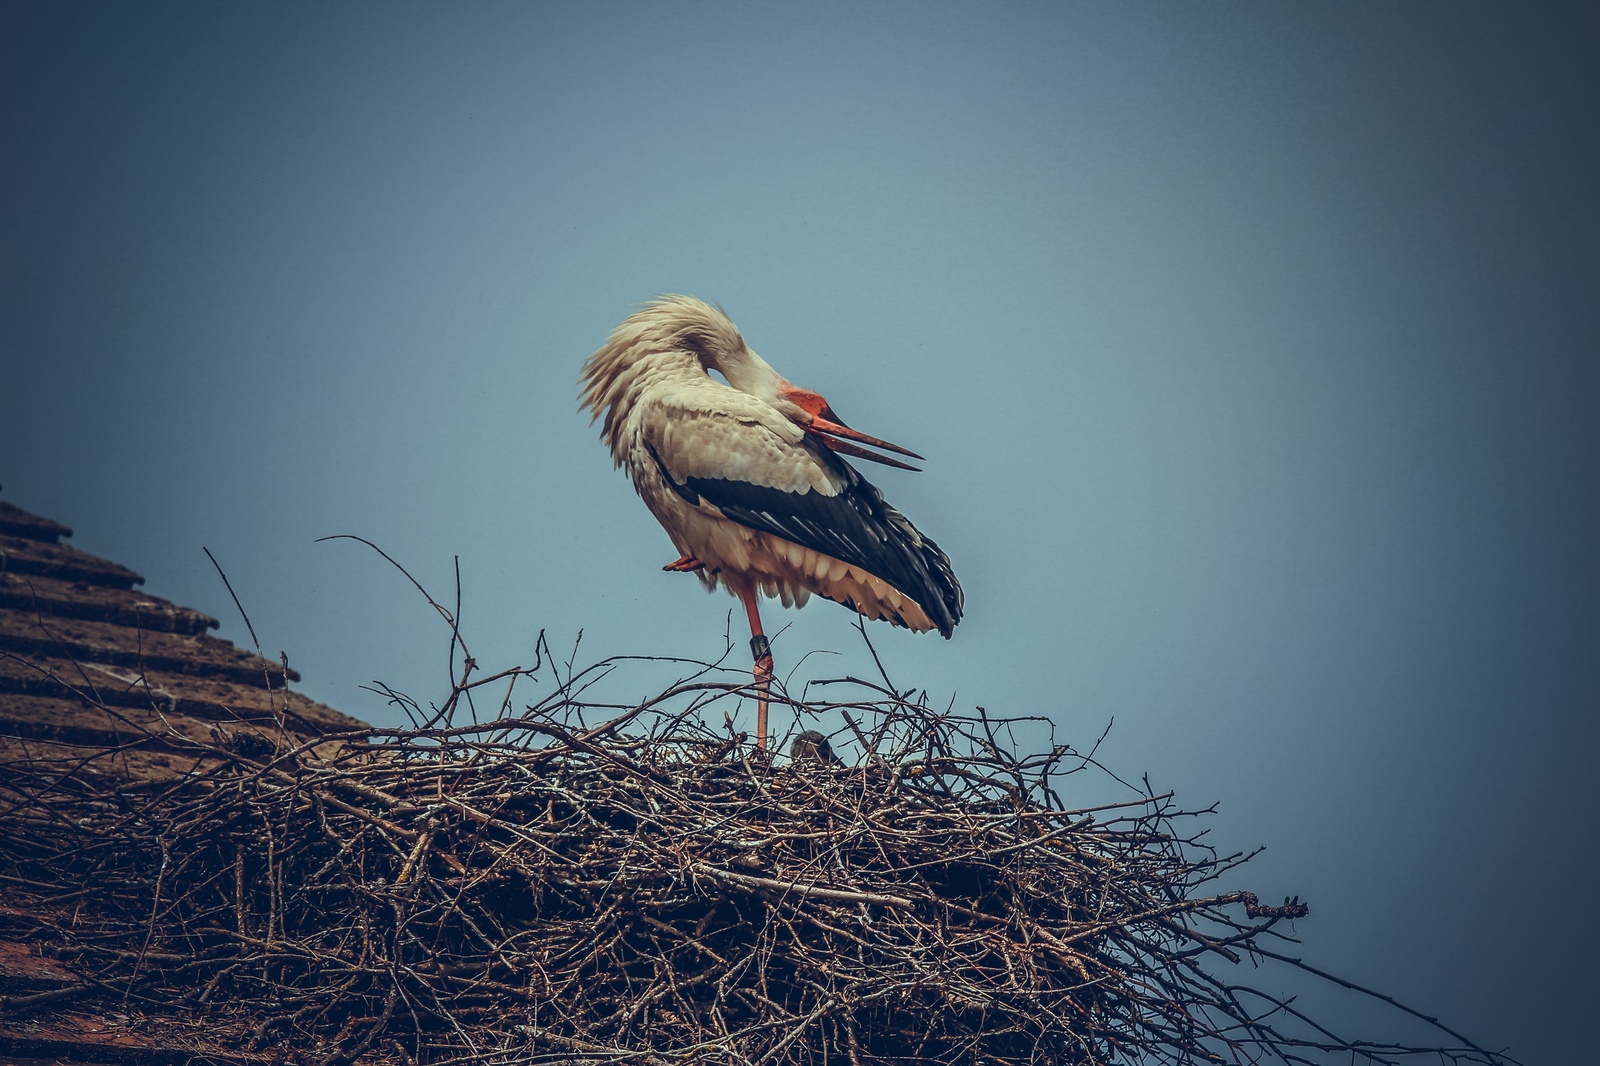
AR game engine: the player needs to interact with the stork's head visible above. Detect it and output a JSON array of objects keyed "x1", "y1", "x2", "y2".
[{"x1": 581, "y1": 295, "x2": 923, "y2": 470}]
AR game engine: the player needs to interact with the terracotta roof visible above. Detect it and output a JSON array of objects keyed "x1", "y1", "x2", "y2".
[
  {"x1": 0, "y1": 496, "x2": 368, "y2": 1063},
  {"x1": 0, "y1": 500, "x2": 361, "y2": 749}
]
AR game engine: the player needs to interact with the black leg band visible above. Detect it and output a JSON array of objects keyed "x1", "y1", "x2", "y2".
[{"x1": 750, "y1": 635, "x2": 771, "y2": 662}]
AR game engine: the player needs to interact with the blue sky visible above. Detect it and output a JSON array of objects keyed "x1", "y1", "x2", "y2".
[{"x1": 4, "y1": 2, "x2": 1596, "y2": 1060}]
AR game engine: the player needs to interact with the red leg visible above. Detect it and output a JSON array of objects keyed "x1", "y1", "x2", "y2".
[
  {"x1": 663, "y1": 554, "x2": 706, "y2": 572},
  {"x1": 738, "y1": 585, "x2": 772, "y2": 750}
]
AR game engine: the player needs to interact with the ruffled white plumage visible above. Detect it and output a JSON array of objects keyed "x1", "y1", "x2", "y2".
[{"x1": 580, "y1": 295, "x2": 959, "y2": 636}]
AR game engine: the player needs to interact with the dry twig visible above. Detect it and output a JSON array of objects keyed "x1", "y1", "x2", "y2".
[{"x1": 0, "y1": 552, "x2": 1517, "y2": 1066}]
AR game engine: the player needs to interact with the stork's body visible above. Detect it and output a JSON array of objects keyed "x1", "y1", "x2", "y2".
[{"x1": 580, "y1": 297, "x2": 963, "y2": 748}]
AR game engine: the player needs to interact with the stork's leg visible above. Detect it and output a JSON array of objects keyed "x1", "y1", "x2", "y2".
[
  {"x1": 738, "y1": 585, "x2": 773, "y2": 750},
  {"x1": 663, "y1": 554, "x2": 706, "y2": 572}
]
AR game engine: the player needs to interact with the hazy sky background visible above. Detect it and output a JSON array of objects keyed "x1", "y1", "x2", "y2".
[{"x1": 3, "y1": 2, "x2": 1596, "y2": 1060}]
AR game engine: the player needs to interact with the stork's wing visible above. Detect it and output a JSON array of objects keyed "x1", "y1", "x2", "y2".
[{"x1": 642, "y1": 397, "x2": 963, "y2": 637}]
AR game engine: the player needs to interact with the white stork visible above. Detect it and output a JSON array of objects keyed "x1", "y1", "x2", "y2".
[{"x1": 580, "y1": 296, "x2": 963, "y2": 750}]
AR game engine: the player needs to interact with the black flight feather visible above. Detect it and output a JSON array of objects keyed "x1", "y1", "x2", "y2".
[{"x1": 673, "y1": 440, "x2": 963, "y2": 637}]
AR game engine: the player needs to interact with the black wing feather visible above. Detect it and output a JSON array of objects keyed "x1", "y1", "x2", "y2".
[{"x1": 677, "y1": 442, "x2": 963, "y2": 637}]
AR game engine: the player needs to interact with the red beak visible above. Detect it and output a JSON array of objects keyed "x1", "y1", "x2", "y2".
[{"x1": 778, "y1": 385, "x2": 925, "y2": 471}]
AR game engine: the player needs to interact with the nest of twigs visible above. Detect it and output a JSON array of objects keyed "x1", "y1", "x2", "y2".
[{"x1": 0, "y1": 623, "x2": 1513, "y2": 1066}]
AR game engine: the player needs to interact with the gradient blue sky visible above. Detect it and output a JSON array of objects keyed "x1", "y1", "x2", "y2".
[{"x1": 3, "y1": 2, "x2": 1596, "y2": 1060}]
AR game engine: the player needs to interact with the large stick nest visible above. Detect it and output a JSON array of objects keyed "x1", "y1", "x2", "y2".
[{"x1": 1, "y1": 624, "x2": 1513, "y2": 1066}]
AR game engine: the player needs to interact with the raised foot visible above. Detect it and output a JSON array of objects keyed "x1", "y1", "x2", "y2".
[{"x1": 662, "y1": 554, "x2": 706, "y2": 573}]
